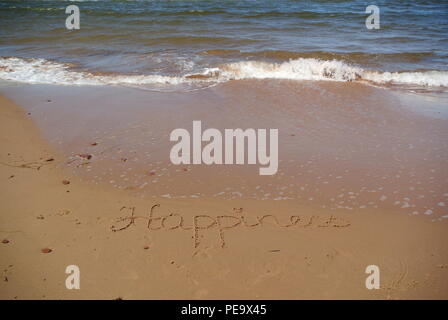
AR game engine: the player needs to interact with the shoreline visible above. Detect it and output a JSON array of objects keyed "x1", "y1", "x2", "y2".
[
  {"x1": 2, "y1": 81, "x2": 447, "y2": 215},
  {"x1": 1, "y1": 92, "x2": 447, "y2": 299}
]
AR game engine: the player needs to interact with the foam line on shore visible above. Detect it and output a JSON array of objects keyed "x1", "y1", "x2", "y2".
[{"x1": 1, "y1": 56, "x2": 447, "y2": 89}]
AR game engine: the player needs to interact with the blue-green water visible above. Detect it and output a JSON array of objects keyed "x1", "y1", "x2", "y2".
[{"x1": 1, "y1": 0, "x2": 447, "y2": 89}]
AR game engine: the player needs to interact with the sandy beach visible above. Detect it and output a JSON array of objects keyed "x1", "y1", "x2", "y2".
[
  {"x1": 1, "y1": 90, "x2": 447, "y2": 299},
  {"x1": 1, "y1": 0, "x2": 448, "y2": 302}
]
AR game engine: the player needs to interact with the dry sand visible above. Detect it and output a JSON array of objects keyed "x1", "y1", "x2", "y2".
[{"x1": 0, "y1": 94, "x2": 448, "y2": 299}]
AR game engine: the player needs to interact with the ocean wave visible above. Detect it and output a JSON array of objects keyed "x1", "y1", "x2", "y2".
[
  {"x1": 362, "y1": 70, "x2": 448, "y2": 87},
  {"x1": 1, "y1": 56, "x2": 447, "y2": 90},
  {"x1": 214, "y1": 59, "x2": 363, "y2": 82},
  {"x1": 0, "y1": 57, "x2": 185, "y2": 87},
  {"x1": 211, "y1": 59, "x2": 448, "y2": 87}
]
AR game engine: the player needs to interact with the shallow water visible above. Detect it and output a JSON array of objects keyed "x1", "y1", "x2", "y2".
[{"x1": 1, "y1": 0, "x2": 448, "y2": 90}]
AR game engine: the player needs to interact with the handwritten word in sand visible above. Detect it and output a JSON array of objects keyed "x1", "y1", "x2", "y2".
[{"x1": 110, "y1": 205, "x2": 351, "y2": 248}]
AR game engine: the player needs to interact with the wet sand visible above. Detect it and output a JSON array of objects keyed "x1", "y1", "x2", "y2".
[
  {"x1": 3, "y1": 81, "x2": 448, "y2": 215},
  {"x1": 1, "y1": 81, "x2": 448, "y2": 299}
]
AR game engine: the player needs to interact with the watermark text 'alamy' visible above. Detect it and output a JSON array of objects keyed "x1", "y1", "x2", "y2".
[{"x1": 170, "y1": 121, "x2": 278, "y2": 175}]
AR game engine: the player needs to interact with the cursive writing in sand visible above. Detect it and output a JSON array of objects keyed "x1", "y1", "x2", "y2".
[{"x1": 110, "y1": 205, "x2": 351, "y2": 248}]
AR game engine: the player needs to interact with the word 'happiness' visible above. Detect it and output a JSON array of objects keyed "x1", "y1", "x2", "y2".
[{"x1": 111, "y1": 205, "x2": 351, "y2": 248}]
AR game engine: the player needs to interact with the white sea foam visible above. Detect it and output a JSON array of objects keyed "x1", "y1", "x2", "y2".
[
  {"x1": 213, "y1": 59, "x2": 363, "y2": 82},
  {"x1": 362, "y1": 70, "x2": 448, "y2": 87},
  {"x1": 1, "y1": 56, "x2": 448, "y2": 89},
  {"x1": 0, "y1": 57, "x2": 185, "y2": 86},
  {"x1": 212, "y1": 59, "x2": 448, "y2": 87}
]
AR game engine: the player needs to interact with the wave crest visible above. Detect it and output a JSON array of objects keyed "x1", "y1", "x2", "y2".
[{"x1": 1, "y1": 56, "x2": 447, "y2": 90}]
